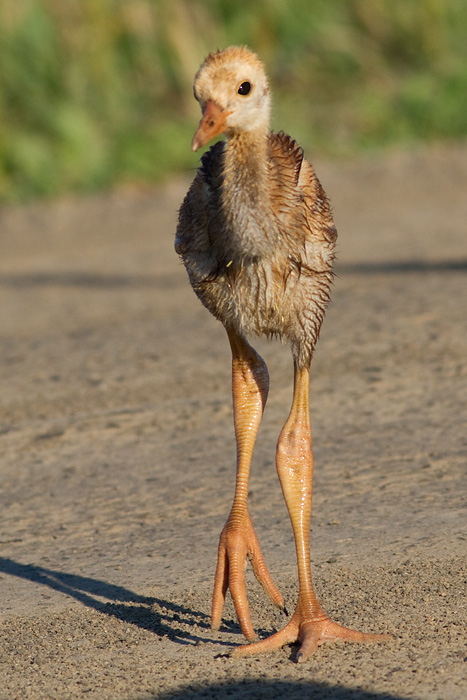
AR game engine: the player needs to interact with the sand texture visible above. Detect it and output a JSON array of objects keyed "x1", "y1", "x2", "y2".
[{"x1": 1, "y1": 143, "x2": 466, "y2": 699}]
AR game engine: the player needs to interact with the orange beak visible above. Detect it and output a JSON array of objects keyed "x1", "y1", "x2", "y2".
[{"x1": 191, "y1": 100, "x2": 232, "y2": 152}]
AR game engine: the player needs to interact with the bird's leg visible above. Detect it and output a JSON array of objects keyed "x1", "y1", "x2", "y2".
[
  {"x1": 232, "y1": 360, "x2": 390, "y2": 661},
  {"x1": 212, "y1": 329, "x2": 284, "y2": 641}
]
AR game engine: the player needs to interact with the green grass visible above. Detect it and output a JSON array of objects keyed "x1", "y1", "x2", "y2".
[{"x1": 1, "y1": 0, "x2": 466, "y2": 202}]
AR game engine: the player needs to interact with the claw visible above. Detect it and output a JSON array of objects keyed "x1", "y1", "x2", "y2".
[
  {"x1": 211, "y1": 510, "x2": 284, "y2": 640},
  {"x1": 231, "y1": 603, "x2": 392, "y2": 661}
]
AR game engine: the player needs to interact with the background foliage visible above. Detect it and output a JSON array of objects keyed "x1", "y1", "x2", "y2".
[{"x1": 1, "y1": 0, "x2": 466, "y2": 201}]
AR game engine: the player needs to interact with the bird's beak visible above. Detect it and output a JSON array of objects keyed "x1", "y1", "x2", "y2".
[{"x1": 191, "y1": 100, "x2": 232, "y2": 152}]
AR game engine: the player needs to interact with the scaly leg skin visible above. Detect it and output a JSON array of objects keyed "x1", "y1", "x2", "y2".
[
  {"x1": 211, "y1": 329, "x2": 284, "y2": 641},
  {"x1": 231, "y1": 361, "x2": 391, "y2": 662}
]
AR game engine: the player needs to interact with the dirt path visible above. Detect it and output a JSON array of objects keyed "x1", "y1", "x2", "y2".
[{"x1": 1, "y1": 143, "x2": 466, "y2": 699}]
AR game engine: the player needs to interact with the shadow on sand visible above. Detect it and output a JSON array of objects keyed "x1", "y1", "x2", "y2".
[
  {"x1": 0, "y1": 257, "x2": 466, "y2": 292},
  {"x1": 337, "y1": 258, "x2": 467, "y2": 274},
  {"x1": 155, "y1": 679, "x2": 410, "y2": 700},
  {"x1": 0, "y1": 556, "x2": 236, "y2": 648},
  {"x1": 1, "y1": 558, "x2": 410, "y2": 698}
]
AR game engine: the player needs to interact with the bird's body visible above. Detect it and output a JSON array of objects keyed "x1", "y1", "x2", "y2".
[
  {"x1": 176, "y1": 131, "x2": 336, "y2": 366},
  {"x1": 176, "y1": 46, "x2": 388, "y2": 662}
]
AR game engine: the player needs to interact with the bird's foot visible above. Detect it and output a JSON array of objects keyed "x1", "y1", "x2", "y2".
[
  {"x1": 231, "y1": 600, "x2": 391, "y2": 662},
  {"x1": 211, "y1": 510, "x2": 284, "y2": 641}
]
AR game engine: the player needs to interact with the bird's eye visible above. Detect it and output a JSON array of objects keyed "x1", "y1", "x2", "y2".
[{"x1": 237, "y1": 81, "x2": 251, "y2": 96}]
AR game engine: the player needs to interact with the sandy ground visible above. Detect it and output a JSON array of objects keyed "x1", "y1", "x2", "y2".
[{"x1": 0, "y1": 142, "x2": 466, "y2": 700}]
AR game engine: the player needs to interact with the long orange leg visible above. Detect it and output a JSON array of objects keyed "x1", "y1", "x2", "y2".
[
  {"x1": 232, "y1": 360, "x2": 390, "y2": 661},
  {"x1": 211, "y1": 329, "x2": 284, "y2": 641}
]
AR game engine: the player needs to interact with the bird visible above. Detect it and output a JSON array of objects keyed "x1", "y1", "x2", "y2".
[{"x1": 175, "y1": 46, "x2": 389, "y2": 662}]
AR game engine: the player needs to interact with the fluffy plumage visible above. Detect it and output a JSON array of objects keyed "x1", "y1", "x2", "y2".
[{"x1": 176, "y1": 47, "x2": 336, "y2": 366}]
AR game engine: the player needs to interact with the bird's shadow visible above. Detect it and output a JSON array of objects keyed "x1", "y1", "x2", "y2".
[
  {"x1": 157, "y1": 680, "x2": 411, "y2": 700},
  {"x1": 0, "y1": 556, "x2": 237, "y2": 648}
]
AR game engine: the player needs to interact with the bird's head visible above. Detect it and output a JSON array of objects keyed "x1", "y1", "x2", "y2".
[{"x1": 191, "y1": 46, "x2": 271, "y2": 152}]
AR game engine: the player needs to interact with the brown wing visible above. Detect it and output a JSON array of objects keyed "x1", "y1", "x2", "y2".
[{"x1": 267, "y1": 131, "x2": 337, "y2": 274}]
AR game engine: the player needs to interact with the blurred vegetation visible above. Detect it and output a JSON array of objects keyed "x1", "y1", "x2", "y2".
[{"x1": 1, "y1": 0, "x2": 467, "y2": 201}]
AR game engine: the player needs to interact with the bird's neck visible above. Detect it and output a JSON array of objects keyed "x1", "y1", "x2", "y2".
[
  {"x1": 223, "y1": 127, "x2": 269, "y2": 194},
  {"x1": 220, "y1": 127, "x2": 272, "y2": 258}
]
